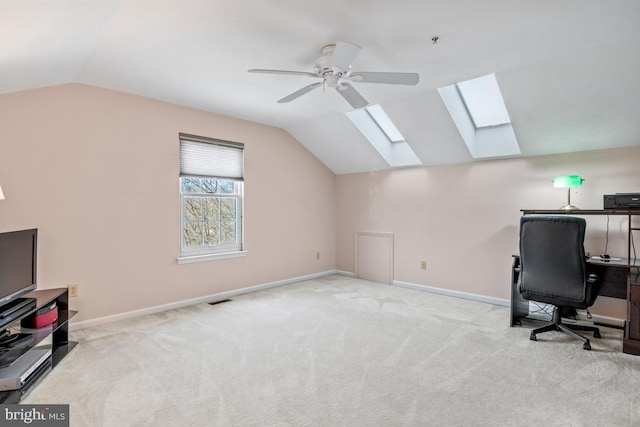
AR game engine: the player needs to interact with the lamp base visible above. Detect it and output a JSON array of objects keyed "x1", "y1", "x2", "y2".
[{"x1": 559, "y1": 204, "x2": 580, "y2": 211}]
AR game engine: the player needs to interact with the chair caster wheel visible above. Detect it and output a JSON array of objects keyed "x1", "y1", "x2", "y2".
[
  {"x1": 583, "y1": 342, "x2": 591, "y2": 350},
  {"x1": 594, "y1": 331, "x2": 601, "y2": 338},
  {"x1": 530, "y1": 333, "x2": 537, "y2": 341}
]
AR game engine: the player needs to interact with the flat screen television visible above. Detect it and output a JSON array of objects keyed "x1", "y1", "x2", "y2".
[{"x1": 0, "y1": 228, "x2": 37, "y2": 310}]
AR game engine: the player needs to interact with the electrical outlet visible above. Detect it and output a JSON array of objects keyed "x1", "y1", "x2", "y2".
[
  {"x1": 69, "y1": 284, "x2": 78, "y2": 298},
  {"x1": 420, "y1": 261, "x2": 427, "y2": 270},
  {"x1": 316, "y1": 252, "x2": 320, "y2": 260}
]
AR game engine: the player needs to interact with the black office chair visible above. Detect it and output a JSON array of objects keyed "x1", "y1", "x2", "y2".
[{"x1": 518, "y1": 216, "x2": 601, "y2": 350}]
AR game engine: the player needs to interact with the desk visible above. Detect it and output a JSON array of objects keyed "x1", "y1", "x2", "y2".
[{"x1": 511, "y1": 209, "x2": 640, "y2": 356}]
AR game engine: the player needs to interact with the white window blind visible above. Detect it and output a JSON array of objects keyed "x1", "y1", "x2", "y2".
[{"x1": 179, "y1": 134, "x2": 244, "y2": 180}]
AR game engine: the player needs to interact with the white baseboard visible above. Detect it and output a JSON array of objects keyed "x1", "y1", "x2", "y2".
[
  {"x1": 71, "y1": 273, "x2": 627, "y2": 332},
  {"x1": 70, "y1": 270, "x2": 338, "y2": 331},
  {"x1": 392, "y1": 279, "x2": 511, "y2": 307},
  {"x1": 393, "y1": 281, "x2": 624, "y2": 326},
  {"x1": 577, "y1": 311, "x2": 625, "y2": 328},
  {"x1": 334, "y1": 275, "x2": 510, "y2": 307},
  {"x1": 335, "y1": 270, "x2": 355, "y2": 277}
]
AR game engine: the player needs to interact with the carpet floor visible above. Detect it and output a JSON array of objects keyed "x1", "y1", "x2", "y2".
[{"x1": 23, "y1": 275, "x2": 640, "y2": 426}]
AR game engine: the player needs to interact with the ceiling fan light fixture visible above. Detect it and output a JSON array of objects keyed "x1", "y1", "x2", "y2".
[{"x1": 325, "y1": 74, "x2": 340, "y2": 87}]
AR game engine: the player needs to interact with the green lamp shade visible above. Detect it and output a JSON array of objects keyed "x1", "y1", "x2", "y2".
[{"x1": 552, "y1": 175, "x2": 584, "y2": 188}]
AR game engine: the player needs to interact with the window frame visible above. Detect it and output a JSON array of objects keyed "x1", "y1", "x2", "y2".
[
  {"x1": 179, "y1": 177, "x2": 243, "y2": 257},
  {"x1": 178, "y1": 134, "x2": 245, "y2": 264}
]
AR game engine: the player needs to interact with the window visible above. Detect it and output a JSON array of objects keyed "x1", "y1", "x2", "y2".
[
  {"x1": 456, "y1": 74, "x2": 511, "y2": 128},
  {"x1": 179, "y1": 134, "x2": 244, "y2": 262},
  {"x1": 364, "y1": 104, "x2": 405, "y2": 143},
  {"x1": 438, "y1": 73, "x2": 520, "y2": 159},
  {"x1": 346, "y1": 104, "x2": 422, "y2": 168}
]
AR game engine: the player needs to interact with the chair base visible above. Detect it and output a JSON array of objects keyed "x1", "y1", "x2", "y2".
[{"x1": 529, "y1": 307, "x2": 601, "y2": 350}]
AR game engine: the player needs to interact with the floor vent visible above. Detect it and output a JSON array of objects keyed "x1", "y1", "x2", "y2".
[{"x1": 208, "y1": 299, "x2": 232, "y2": 306}]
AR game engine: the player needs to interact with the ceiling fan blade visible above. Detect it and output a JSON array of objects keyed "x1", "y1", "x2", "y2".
[
  {"x1": 335, "y1": 83, "x2": 369, "y2": 109},
  {"x1": 349, "y1": 72, "x2": 419, "y2": 85},
  {"x1": 330, "y1": 41, "x2": 361, "y2": 71},
  {"x1": 249, "y1": 69, "x2": 319, "y2": 78},
  {"x1": 277, "y1": 82, "x2": 323, "y2": 103}
]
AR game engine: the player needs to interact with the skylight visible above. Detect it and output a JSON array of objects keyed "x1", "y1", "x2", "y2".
[
  {"x1": 365, "y1": 104, "x2": 405, "y2": 142},
  {"x1": 456, "y1": 74, "x2": 511, "y2": 128},
  {"x1": 438, "y1": 73, "x2": 520, "y2": 159},
  {"x1": 347, "y1": 105, "x2": 421, "y2": 168}
]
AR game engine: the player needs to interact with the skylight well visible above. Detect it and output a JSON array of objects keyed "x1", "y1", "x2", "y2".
[
  {"x1": 365, "y1": 105, "x2": 405, "y2": 143},
  {"x1": 438, "y1": 73, "x2": 520, "y2": 159},
  {"x1": 347, "y1": 105, "x2": 421, "y2": 168},
  {"x1": 456, "y1": 74, "x2": 511, "y2": 128}
]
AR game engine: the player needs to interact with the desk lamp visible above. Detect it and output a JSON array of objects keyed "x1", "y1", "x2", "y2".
[{"x1": 552, "y1": 175, "x2": 584, "y2": 210}]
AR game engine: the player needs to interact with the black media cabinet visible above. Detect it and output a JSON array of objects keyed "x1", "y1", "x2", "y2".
[{"x1": 0, "y1": 288, "x2": 77, "y2": 403}]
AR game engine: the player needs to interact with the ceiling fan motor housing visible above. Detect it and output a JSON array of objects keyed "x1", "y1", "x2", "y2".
[{"x1": 314, "y1": 45, "x2": 347, "y2": 87}]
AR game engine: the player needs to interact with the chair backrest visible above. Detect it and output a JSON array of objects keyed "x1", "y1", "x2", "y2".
[{"x1": 518, "y1": 216, "x2": 588, "y2": 306}]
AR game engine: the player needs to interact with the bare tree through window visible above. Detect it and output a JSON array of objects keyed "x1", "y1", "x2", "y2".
[{"x1": 181, "y1": 177, "x2": 241, "y2": 252}]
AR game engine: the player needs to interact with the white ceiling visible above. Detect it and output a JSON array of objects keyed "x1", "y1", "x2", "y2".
[{"x1": 2, "y1": 0, "x2": 639, "y2": 174}]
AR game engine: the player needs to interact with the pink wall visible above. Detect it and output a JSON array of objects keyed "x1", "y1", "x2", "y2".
[
  {"x1": 1, "y1": 83, "x2": 638, "y2": 325},
  {"x1": 0, "y1": 84, "x2": 336, "y2": 323},
  {"x1": 336, "y1": 147, "x2": 640, "y2": 319}
]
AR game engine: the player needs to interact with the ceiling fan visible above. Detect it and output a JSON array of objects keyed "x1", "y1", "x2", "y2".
[{"x1": 248, "y1": 41, "x2": 419, "y2": 109}]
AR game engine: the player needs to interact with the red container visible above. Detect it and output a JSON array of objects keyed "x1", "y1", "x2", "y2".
[{"x1": 21, "y1": 302, "x2": 58, "y2": 328}]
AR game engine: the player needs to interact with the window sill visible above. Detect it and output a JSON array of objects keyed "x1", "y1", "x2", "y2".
[{"x1": 178, "y1": 250, "x2": 248, "y2": 265}]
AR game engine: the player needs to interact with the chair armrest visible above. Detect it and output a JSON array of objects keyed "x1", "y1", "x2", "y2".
[{"x1": 585, "y1": 272, "x2": 600, "y2": 306}]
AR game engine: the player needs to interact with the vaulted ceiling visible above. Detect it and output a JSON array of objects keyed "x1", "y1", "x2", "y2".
[{"x1": 2, "y1": 1, "x2": 639, "y2": 174}]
